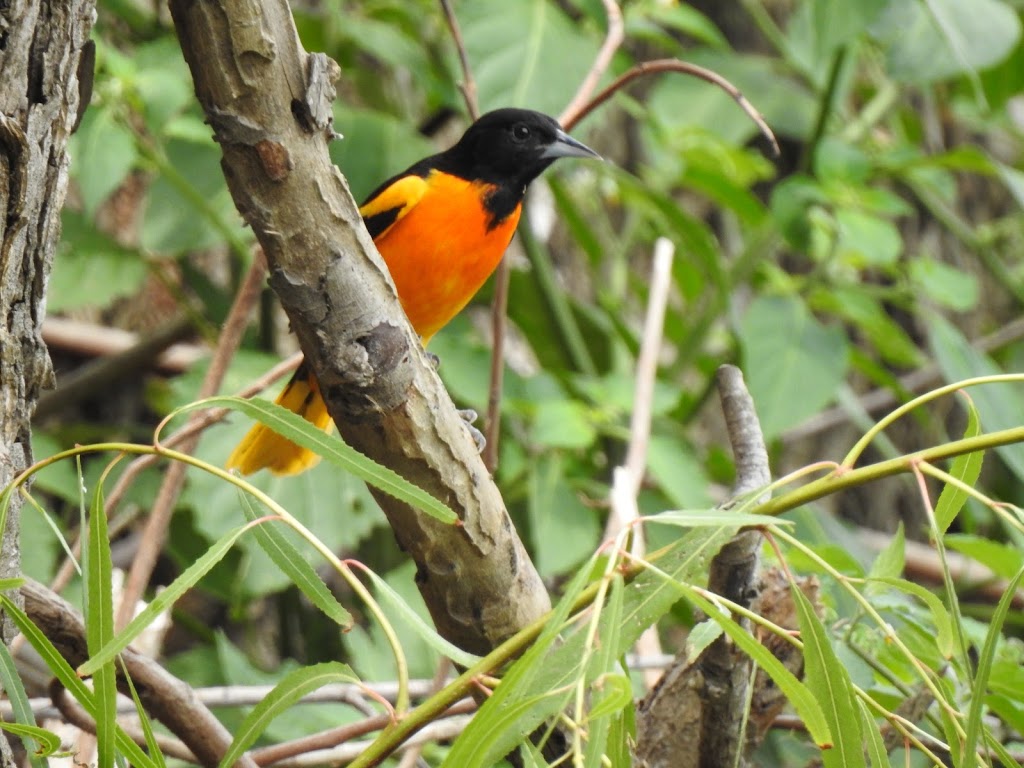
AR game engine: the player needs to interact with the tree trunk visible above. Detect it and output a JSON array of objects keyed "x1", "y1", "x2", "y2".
[{"x1": 0, "y1": 0, "x2": 96, "y2": 760}]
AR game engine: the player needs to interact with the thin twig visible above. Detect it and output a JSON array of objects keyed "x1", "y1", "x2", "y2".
[
  {"x1": 114, "y1": 252, "x2": 267, "y2": 631},
  {"x1": 438, "y1": 0, "x2": 478, "y2": 121},
  {"x1": 41, "y1": 316, "x2": 205, "y2": 372},
  {"x1": 558, "y1": 0, "x2": 624, "y2": 127},
  {"x1": 604, "y1": 237, "x2": 674, "y2": 690},
  {"x1": 561, "y1": 58, "x2": 780, "y2": 157},
  {"x1": 396, "y1": 659, "x2": 452, "y2": 768},
  {"x1": 250, "y1": 700, "x2": 476, "y2": 767}
]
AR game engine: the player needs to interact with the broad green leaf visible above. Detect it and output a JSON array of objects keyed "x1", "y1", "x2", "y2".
[
  {"x1": 835, "y1": 209, "x2": 902, "y2": 267},
  {"x1": 173, "y1": 395, "x2": 456, "y2": 523},
  {"x1": 962, "y1": 565, "x2": 1024, "y2": 764},
  {"x1": 86, "y1": 482, "x2": 116, "y2": 768},
  {"x1": 788, "y1": 0, "x2": 888, "y2": 76},
  {"x1": 531, "y1": 399, "x2": 597, "y2": 450},
  {"x1": 0, "y1": 597, "x2": 158, "y2": 768},
  {"x1": 527, "y1": 455, "x2": 601, "y2": 578},
  {"x1": 928, "y1": 314, "x2": 1024, "y2": 483},
  {"x1": 50, "y1": 212, "x2": 149, "y2": 313},
  {"x1": 71, "y1": 107, "x2": 138, "y2": 218},
  {"x1": 460, "y1": 0, "x2": 601, "y2": 115},
  {"x1": 218, "y1": 662, "x2": 359, "y2": 768},
  {"x1": 945, "y1": 534, "x2": 1024, "y2": 581},
  {"x1": 357, "y1": 566, "x2": 481, "y2": 669},
  {"x1": 875, "y1": 0, "x2": 1021, "y2": 83},
  {"x1": 0, "y1": 641, "x2": 50, "y2": 768},
  {"x1": 934, "y1": 398, "x2": 983, "y2": 533},
  {"x1": 793, "y1": 585, "x2": 865, "y2": 767},
  {"x1": 80, "y1": 522, "x2": 256, "y2": 675},
  {"x1": 867, "y1": 522, "x2": 905, "y2": 582},
  {"x1": 238, "y1": 493, "x2": 353, "y2": 628},
  {"x1": 740, "y1": 295, "x2": 849, "y2": 439},
  {"x1": 909, "y1": 258, "x2": 980, "y2": 312}
]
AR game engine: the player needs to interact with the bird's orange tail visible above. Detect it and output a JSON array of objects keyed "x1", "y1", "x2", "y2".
[{"x1": 226, "y1": 364, "x2": 332, "y2": 476}]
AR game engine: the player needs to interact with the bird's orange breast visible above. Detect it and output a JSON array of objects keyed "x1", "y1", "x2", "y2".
[{"x1": 371, "y1": 170, "x2": 520, "y2": 344}]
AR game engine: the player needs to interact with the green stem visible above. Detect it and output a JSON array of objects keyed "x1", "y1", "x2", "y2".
[{"x1": 799, "y1": 45, "x2": 848, "y2": 174}]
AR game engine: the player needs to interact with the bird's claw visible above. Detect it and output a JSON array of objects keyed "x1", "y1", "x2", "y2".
[{"x1": 457, "y1": 408, "x2": 486, "y2": 453}]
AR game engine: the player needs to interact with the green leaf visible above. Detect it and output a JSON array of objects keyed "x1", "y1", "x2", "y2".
[
  {"x1": 121, "y1": 664, "x2": 168, "y2": 768},
  {"x1": 934, "y1": 398, "x2": 983, "y2": 533},
  {"x1": 793, "y1": 585, "x2": 865, "y2": 767},
  {"x1": 587, "y1": 673, "x2": 632, "y2": 721},
  {"x1": 460, "y1": 0, "x2": 601, "y2": 115},
  {"x1": 740, "y1": 295, "x2": 850, "y2": 439},
  {"x1": 788, "y1": 0, "x2": 888, "y2": 76},
  {"x1": 357, "y1": 566, "x2": 481, "y2": 669},
  {"x1": 0, "y1": 597, "x2": 158, "y2": 768},
  {"x1": 835, "y1": 209, "x2": 902, "y2": 267},
  {"x1": 928, "y1": 314, "x2": 1024, "y2": 483},
  {"x1": 86, "y1": 481, "x2": 116, "y2": 768},
  {"x1": 647, "y1": 510, "x2": 791, "y2": 529},
  {"x1": 872, "y1": 577, "x2": 954, "y2": 659},
  {"x1": 684, "y1": 619, "x2": 723, "y2": 664},
  {"x1": 218, "y1": 662, "x2": 359, "y2": 768},
  {"x1": 962, "y1": 565, "x2": 1024, "y2": 764},
  {"x1": 238, "y1": 493, "x2": 353, "y2": 628},
  {"x1": 80, "y1": 522, "x2": 256, "y2": 676},
  {"x1": 0, "y1": 641, "x2": 51, "y2": 767},
  {"x1": 909, "y1": 258, "x2": 980, "y2": 311},
  {"x1": 858, "y1": 698, "x2": 887, "y2": 767},
  {"x1": 71, "y1": 107, "x2": 138, "y2": 218},
  {"x1": 174, "y1": 395, "x2": 456, "y2": 524},
  {"x1": 945, "y1": 534, "x2": 1024, "y2": 581},
  {"x1": 527, "y1": 455, "x2": 601, "y2": 578},
  {"x1": 867, "y1": 522, "x2": 905, "y2": 582},
  {"x1": 0, "y1": 721, "x2": 61, "y2": 759},
  {"x1": 50, "y1": 212, "x2": 149, "y2": 313},
  {"x1": 531, "y1": 399, "x2": 597, "y2": 450},
  {"x1": 876, "y1": 0, "x2": 1021, "y2": 83}
]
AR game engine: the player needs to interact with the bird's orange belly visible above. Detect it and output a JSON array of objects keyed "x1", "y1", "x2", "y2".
[{"x1": 374, "y1": 175, "x2": 520, "y2": 343}]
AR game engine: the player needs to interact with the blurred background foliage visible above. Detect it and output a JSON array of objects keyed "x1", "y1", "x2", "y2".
[{"x1": 22, "y1": 0, "x2": 1024, "y2": 761}]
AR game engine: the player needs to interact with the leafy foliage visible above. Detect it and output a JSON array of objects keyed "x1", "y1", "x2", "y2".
[{"x1": 10, "y1": 0, "x2": 1024, "y2": 765}]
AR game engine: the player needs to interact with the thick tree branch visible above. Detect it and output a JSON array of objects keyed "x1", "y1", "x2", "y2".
[{"x1": 167, "y1": 0, "x2": 549, "y2": 656}]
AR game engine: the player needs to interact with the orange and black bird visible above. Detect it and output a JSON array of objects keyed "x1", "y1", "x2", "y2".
[{"x1": 228, "y1": 108, "x2": 599, "y2": 476}]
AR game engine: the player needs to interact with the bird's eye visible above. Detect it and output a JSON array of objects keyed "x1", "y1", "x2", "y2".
[{"x1": 511, "y1": 123, "x2": 531, "y2": 142}]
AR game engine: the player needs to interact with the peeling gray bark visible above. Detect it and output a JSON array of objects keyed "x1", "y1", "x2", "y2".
[
  {"x1": 168, "y1": 0, "x2": 550, "y2": 657},
  {"x1": 0, "y1": 0, "x2": 96, "y2": 763}
]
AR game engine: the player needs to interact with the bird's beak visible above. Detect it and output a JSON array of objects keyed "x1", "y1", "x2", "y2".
[{"x1": 541, "y1": 128, "x2": 602, "y2": 161}]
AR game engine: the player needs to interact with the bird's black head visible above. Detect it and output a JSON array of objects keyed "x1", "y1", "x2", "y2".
[{"x1": 439, "y1": 108, "x2": 599, "y2": 189}]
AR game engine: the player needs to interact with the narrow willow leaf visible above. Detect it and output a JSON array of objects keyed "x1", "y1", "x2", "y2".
[
  {"x1": 0, "y1": 641, "x2": 49, "y2": 768},
  {"x1": 218, "y1": 662, "x2": 359, "y2": 768},
  {"x1": 86, "y1": 482, "x2": 116, "y2": 768},
  {"x1": 587, "y1": 674, "x2": 632, "y2": 721},
  {"x1": 359, "y1": 565, "x2": 480, "y2": 668},
  {"x1": 80, "y1": 523, "x2": 254, "y2": 675},
  {"x1": 0, "y1": 578, "x2": 24, "y2": 591},
  {"x1": 648, "y1": 509, "x2": 791, "y2": 528},
  {"x1": 0, "y1": 722, "x2": 61, "y2": 758},
  {"x1": 792, "y1": 586, "x2": 865, "y2": 768},
  {"x1": 584, "y1": 574, "x2": 626, "y2": 765},
  {"x1": 0, "y1": 597, "x2": 157, "y2": 768},
  {"x1": 172, "y1": 396, "x2": 456, "y2": 523},
  {"x1": 934, "y1": 398, "x2": 983, "y2": 533},
  {"x1": 962, "y1": 564, "x2": 1024, "y2": 764},
  {"x1": 238, "y1": 493, "x2": 352, "y2": 628},
  {"x1": 858, "y1": 699, "x2": 887, "y2": 768},
  {"x1": 121, "y1": 661, "x2": 167, "y2": 768},
  {"x1": 684, "y1": 619, "x2": 724, "y2": 664},
  {"x1": 872, "y1": 577, "x2": 955, "y2": 659}
]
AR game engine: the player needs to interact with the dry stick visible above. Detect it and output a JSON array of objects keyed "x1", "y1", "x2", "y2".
[
  {"x1": 44, "y1": 351, "x2": 302, "y2": 598},
  {"x1": 561, "y1": 58, "x2": 779, "y2": 156},
  {"x1": 114, "y1": 253, "x2": 268, "y2": 632},
  {"x1": 557, "y1": 0, "x2": 624, "y2": 129},
  {"x1": 438, "y1": 0, "x2": 478, "y2": 121},
  {"x1": 604, "y1": 238, "x2": 674, "y2": 690},
  {"x1": 49, "y1": 679, "x2": 199, "y2": 763},
  {"x1": 42, "y1": 316, "x2": 205, "y2": 373},
  {"x1": 249, "y1": 699, "x2": 476, "y2": 767},
  {"x1": 23, "y1": 578, "x2": 257, "y2": 768}
]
